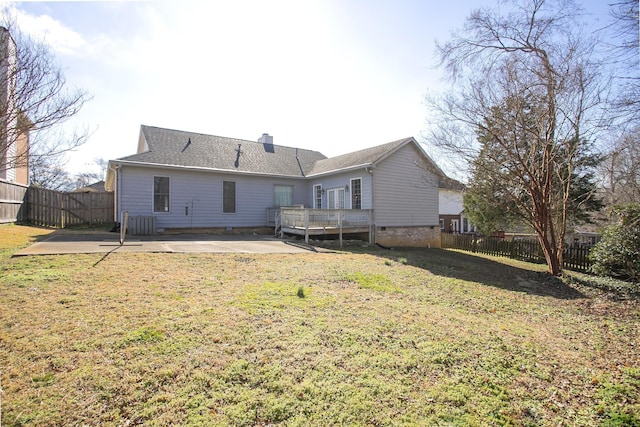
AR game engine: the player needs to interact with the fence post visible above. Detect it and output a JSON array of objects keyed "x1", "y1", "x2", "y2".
[
  {"x1": 280, "y1": 209, "x2": 284, "y2": 238},
  {"x1": 120, "y1": 211, "x2": 129, "y2": 245},
  {"x1": 56, "y1": 190, "x2": 62, "y2": 227},
  {"x1": 368, "y1": 209, "x2": 372, "y2": 245},
  {"x1": 89, "y1": 192, "x2": 94, "y2": 226},
  {"x1": 304, "y1": 209, "x2": 309, "y2": 244},
  {"x1": 339, "y1": 211, "x2": 343, "y2": 248}
]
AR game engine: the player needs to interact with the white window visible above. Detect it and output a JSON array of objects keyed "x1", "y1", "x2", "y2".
[
  {"x1": 313, "y1": 184, "x2": 322, "y2": 209},
  {"x1": 350, "y1": 178, "x2": 362, "y2": 209},
  {"x1": 327, "y1": 188, "x2": 345, "y2": 209},
  {"x1": 274, "y1": 185, "x2": 293, "y2": 207},
  {"x1": 153, "y1": 176, "x2": 170, "y2": 212}
]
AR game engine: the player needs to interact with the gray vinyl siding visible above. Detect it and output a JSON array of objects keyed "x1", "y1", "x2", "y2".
[
  {"x1": 118, "y1": 165, "x2": 306, "y2": 229},
  {"x1": 373, "y1": 144, "x2": 439, "y2": 226},
  {"x1": 307, "y1": 170, "x2": 372, "y2": 209}
]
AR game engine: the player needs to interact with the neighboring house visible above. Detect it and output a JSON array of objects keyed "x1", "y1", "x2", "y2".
[
  {"x1": 72, "y1": 180, "x2": 109, "y2": 193},
  {"x1": 0, "y1": 27, "x2": 29, "y2": 186},
  {"x1": 105, "y1": 125, "x2": 444, "y2": 247},
  {"x1": 439, "y1": 176, "x2": 475, "y2": 233},
  {"x1": 565, "y1": 228, "x2": 601, "y2": 248},
  {"x1": 11, "y1": 117, "x2": 29, "y2": 185},
  {"x1": 0, "y1": 117, "x2": 29, "y2": 185}
]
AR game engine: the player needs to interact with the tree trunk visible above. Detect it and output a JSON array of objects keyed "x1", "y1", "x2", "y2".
[
  {"x1": 534, "y1": 205, "x2": 563, "y2": 276},
  {"x1": 538, "y1": 234, "x2": 562, "y2": 276}
]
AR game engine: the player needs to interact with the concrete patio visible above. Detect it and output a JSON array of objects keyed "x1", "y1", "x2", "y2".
[{"x1": 13, "y1": 232, "x2": 319, "y2": 256}]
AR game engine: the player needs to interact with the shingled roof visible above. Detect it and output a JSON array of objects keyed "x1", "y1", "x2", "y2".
[
  {"x1": 110, "y1": 126, "x2": 446, "y2": 184},
  {"x1": 439, "y1": 176, "x2": 466, "y2": 191},
  {"x1": 306, "y1": 137, "x2": 414, "y2": 176},
  {"x1": 116, "y1": 125, "x2": 327, "y2": 177}
]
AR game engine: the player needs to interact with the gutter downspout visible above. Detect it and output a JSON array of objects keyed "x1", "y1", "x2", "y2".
[
  {"x1": 108, "y1": 163, "x2": 120, "y2": 226},
  {"x1": 368, "y1": 166, "x2": 375, "y2": 245}
]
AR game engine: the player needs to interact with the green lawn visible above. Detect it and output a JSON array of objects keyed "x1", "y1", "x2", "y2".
[{"x1": 1, "y1": 224, "x2": 638, "y2": 426}]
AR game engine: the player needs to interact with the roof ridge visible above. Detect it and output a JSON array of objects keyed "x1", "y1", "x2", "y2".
[
  {"x1": 140, "y1": 124, "x2": 325, "y2": 155},
  {"x1": 306, "y1": 137, "x2": 417, "y2": 176},
  {"x1": 325, "y1": 136, "x2": 414, "y2": 158}
]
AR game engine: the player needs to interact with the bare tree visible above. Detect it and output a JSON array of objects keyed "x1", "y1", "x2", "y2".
[
  {"x1": 29, "y1": 156, "x2": 108, "y2": 192},
  {"x1": 598, "y1": 127, "x2": 640, "y2": 206},
  {"x1": 605, "y1": 0, "x2": 640, "y2": 122},
  {"x1": 426, "y1": 0, "x2": 606, "y2": 275},
  {"x1": 594, "y1": 1, "x2": 640, "y2": 208},
  {"x1": 28, "y1": 154, "x2": 74, "y2": 191},
  {"x1": 73, "y1": 157, "x2": 108, "y2": 189},
  {"x1": 0, "y1": 18, "x2": 91, "y2": 182}
]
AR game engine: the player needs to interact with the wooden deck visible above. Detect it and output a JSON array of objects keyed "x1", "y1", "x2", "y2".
[{"x1": 276, "y1": 208, "x2": 373, "y2": 246}]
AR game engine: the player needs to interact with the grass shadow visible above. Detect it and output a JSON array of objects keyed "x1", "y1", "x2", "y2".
[
  {"x1": 344, "y1": 245, "x2": 586, "y2": 300},
  {"x1": 92, "y1": 245, "x2": 123, "y2": 267}
]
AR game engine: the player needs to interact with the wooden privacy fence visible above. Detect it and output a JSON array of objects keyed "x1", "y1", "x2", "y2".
[
  {"x1": 441, "y1": 232, "x2": 593, "y2": 273},
  {"x1": 23, "y1": 187, "x2": 114, "y2": 228},
  {"x1": 0, "y1": 179, "x2": 28, "y2": 223}
]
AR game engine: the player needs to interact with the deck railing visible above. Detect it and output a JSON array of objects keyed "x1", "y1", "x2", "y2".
[{"x1": 277, "y1": 207, "x2": 373, "y2": 245}]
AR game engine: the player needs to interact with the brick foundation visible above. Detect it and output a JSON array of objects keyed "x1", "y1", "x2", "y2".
[{"x1": 375, "y1": 226, "x2": 441, "y2": 248}]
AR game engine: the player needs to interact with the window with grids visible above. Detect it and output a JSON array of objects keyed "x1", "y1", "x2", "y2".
[
  {"x1": 153, "y1": 176, "x2": 170, "y2": 212},
  {"x1": 223, "y1": 181, "x2": 236, "y2": 213},
  {"x1": 274, "y1": 185, "x2": 293, "y2": 207},
  {"x1": 327, "y1": 188, "x2": 345, "y2": 209},
  {"x1": 313, "y1": 184, "x2": 322, "y2": 209},
  {"x1": 350, "y1": 178, "x2": 362, "y2": 209}
]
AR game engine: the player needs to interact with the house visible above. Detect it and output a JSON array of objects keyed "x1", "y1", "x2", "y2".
[
  {"x1": 72, "y1": 180, "x2": 109, "y2": 193},
  {"x1": 565, "y1": 228, "x2": 601, "y2": 248},
  {"x1": 0, "y1": 27, "x2": 29, "y2": 186},
  {"x1": 0, "y1": 116, "x2": 29, "y2": 185},
  {"x1": 105, "y1": 125, "x2": 444, "y2": 247},
  {"x1": 439, "y1": 176, "x2": 475, "y2": 233}
]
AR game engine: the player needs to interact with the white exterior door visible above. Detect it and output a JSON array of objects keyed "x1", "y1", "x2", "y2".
[{"x1": 327, "y1": 188, "x2": 345, "y2": 209}]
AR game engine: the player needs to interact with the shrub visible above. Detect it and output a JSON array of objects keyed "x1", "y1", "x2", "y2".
[{"x1": 589, "y1": 204, "x2": 640, "y2": 282}]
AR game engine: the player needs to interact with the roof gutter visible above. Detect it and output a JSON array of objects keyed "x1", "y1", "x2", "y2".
[
  {"x1": 306, "y1": 163, "x2": 373, "y2": 178},
  {"x1": 106, "y1": 159, "x2": 310, "y2": 180}
]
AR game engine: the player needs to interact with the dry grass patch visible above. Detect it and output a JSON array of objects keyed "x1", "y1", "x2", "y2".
[
  {"x1": 0, "y1": 226, "x2": 638, "y2": 426},
  {"x1": 0, "y1": 224, "x2": 53, "y2": 252}
]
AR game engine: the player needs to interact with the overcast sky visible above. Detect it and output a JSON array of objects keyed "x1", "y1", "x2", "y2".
[{"x1": 3, "y1": 0, "x2": 611, "y2": 178}]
